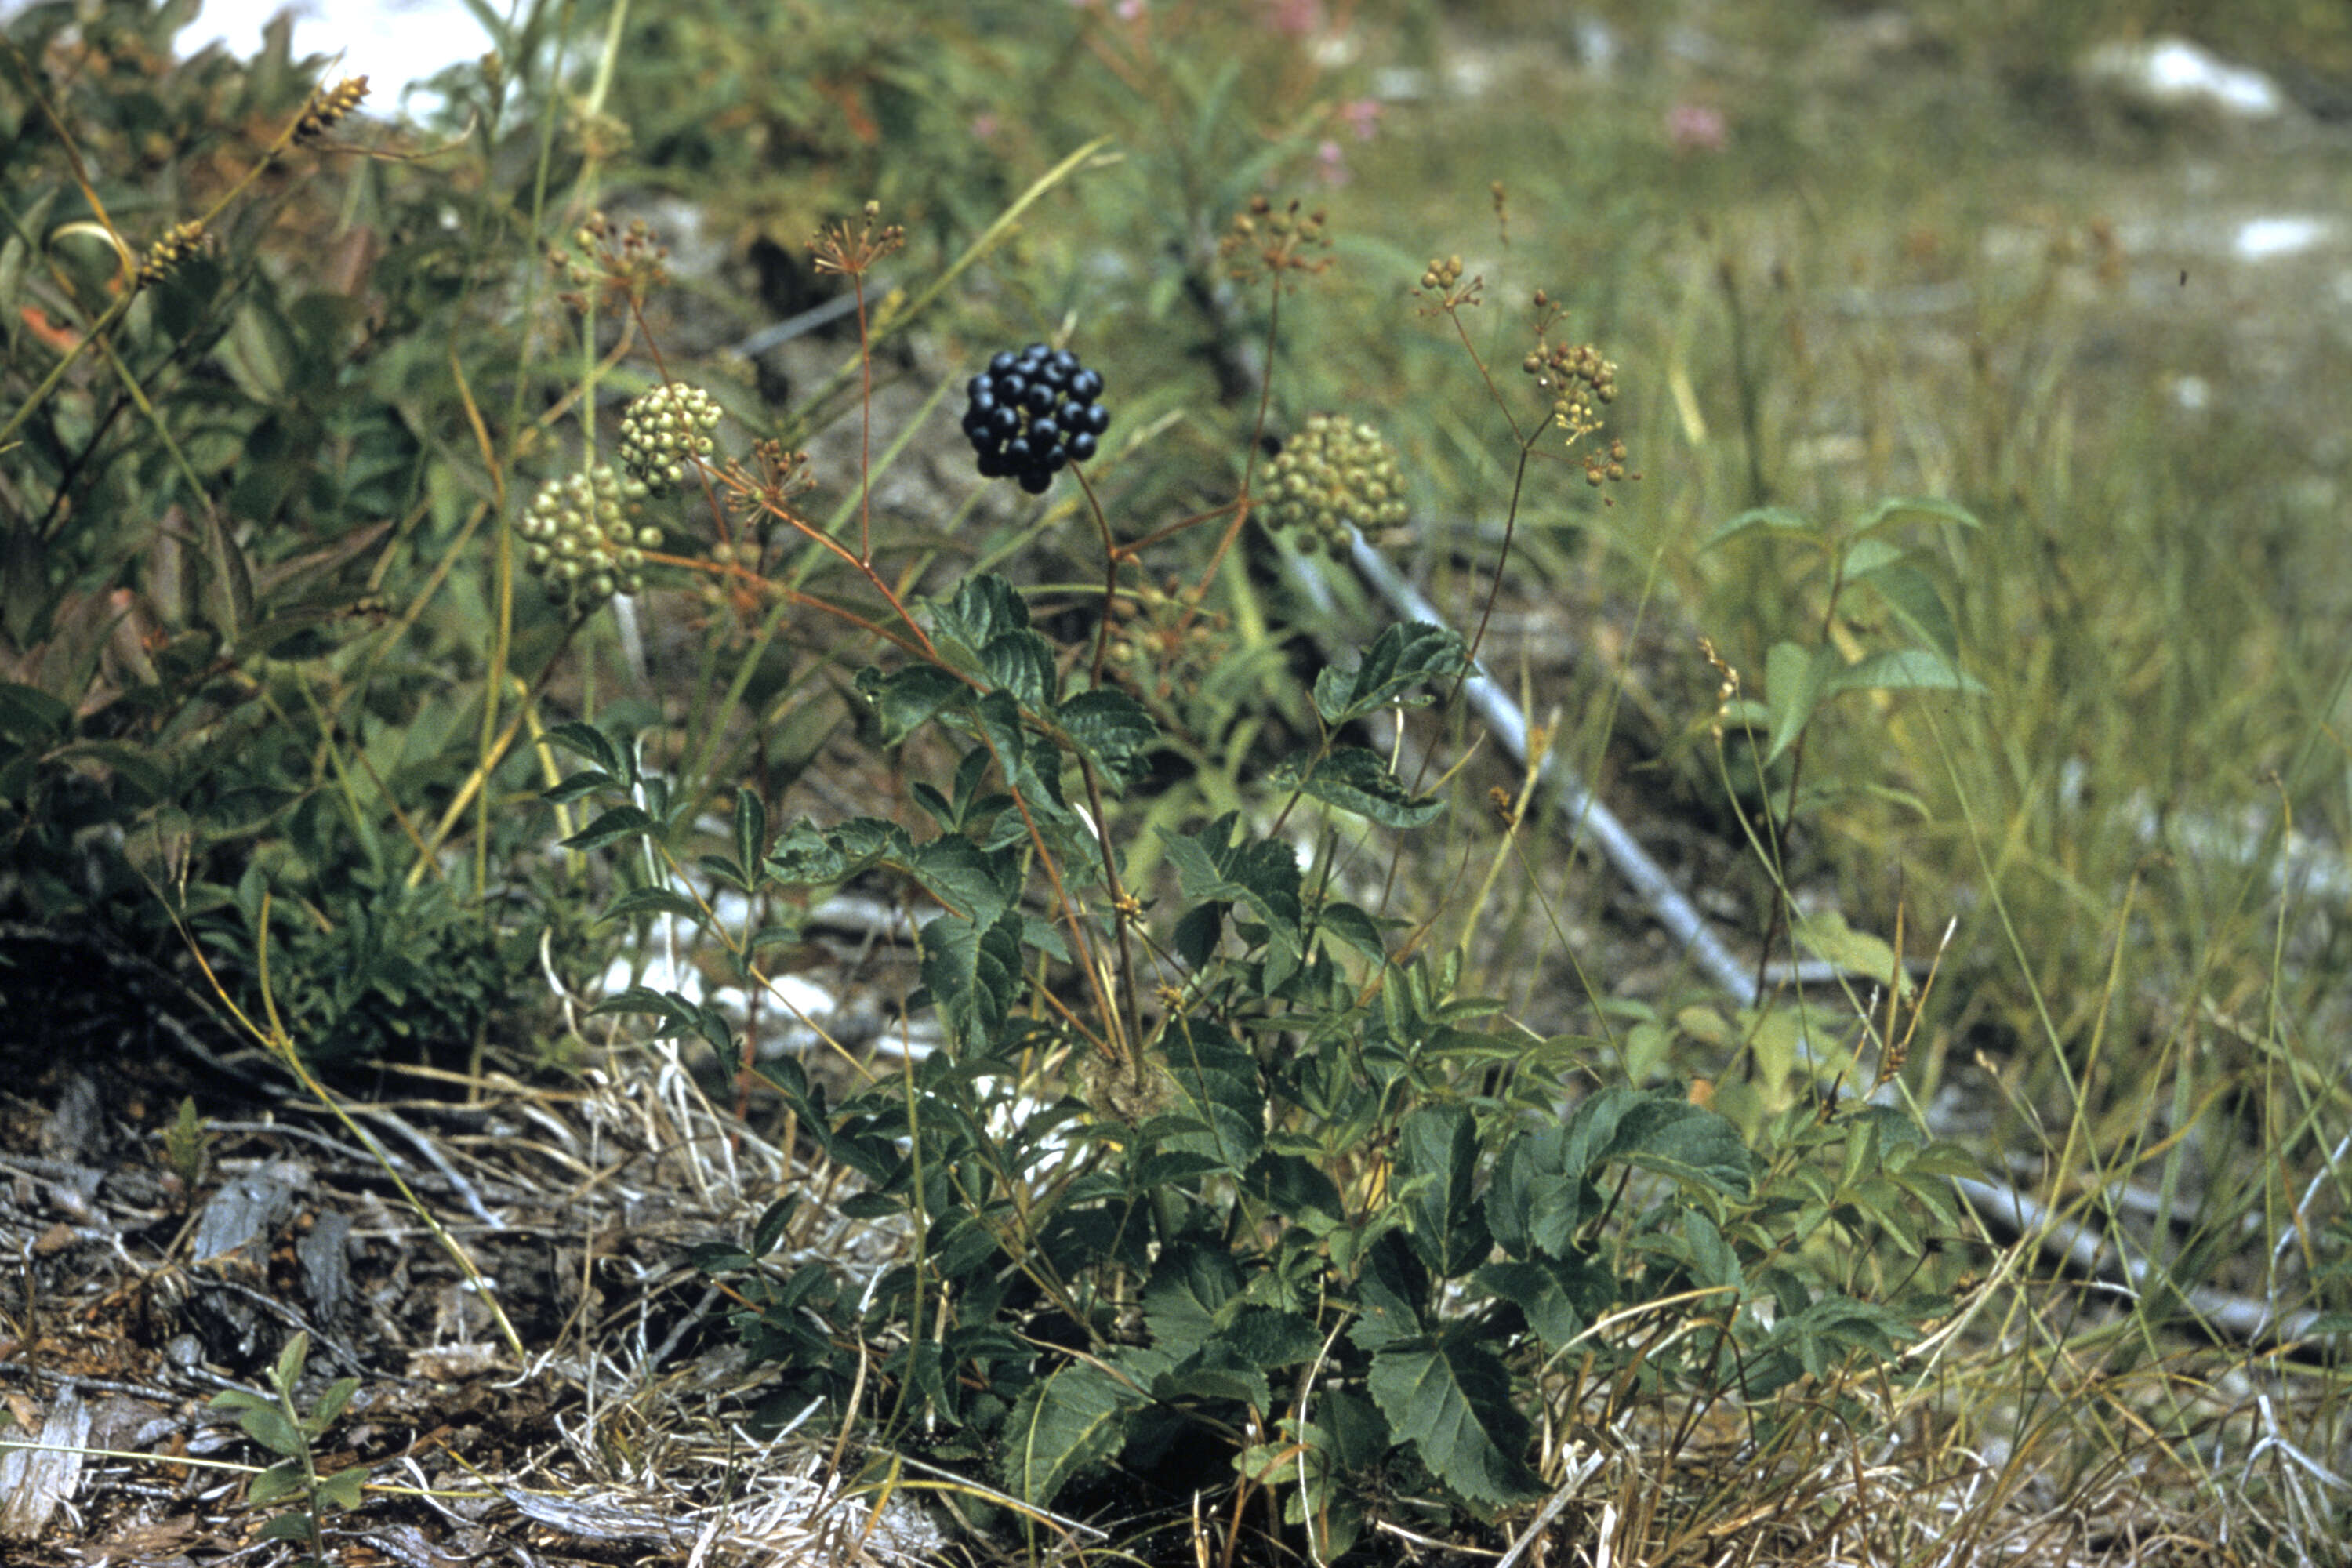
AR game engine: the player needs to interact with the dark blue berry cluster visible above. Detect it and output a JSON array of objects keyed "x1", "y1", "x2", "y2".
[{"x1": 961, "y1": 344, "x2": 1111, "y2": 495}]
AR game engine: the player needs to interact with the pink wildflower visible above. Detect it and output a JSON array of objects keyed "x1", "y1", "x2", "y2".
[
  {"x1": 1340, "y1": 96, "x2": 1382, "y2": 141},
  {"x1": 1665, "y1": 102, "x2": 1727, "y2": 154},
  {"x1": 1263, "y1": 0, "x2": 1323, "y2": 37}
]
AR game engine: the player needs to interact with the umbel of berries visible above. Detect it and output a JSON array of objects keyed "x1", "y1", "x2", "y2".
[
  {"x1": 961, "y1": 343, "x2": 1112, "y2": 495},
  {"x1": 1259, "y1": 413, "x2": 1410, "y2": 553},
  {"x1": 617, "y1": 382, "x2": 722, "y2": 491},
  {"x1": 515, "y1": 464, "x2": 662, "y2": 617}
]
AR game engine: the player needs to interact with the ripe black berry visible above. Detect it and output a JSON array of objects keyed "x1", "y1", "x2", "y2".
[{"x1": 963, "y1": 343, "x2": 1110, "y2": 493}]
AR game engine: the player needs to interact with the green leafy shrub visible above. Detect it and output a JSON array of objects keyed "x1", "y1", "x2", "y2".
[
  {"x1": 586, "y1": 560, "x2": 1976, "y2": 1548},
  {"x1": 528, "y1": 270, "x2": 1978, "y2": 1552}
]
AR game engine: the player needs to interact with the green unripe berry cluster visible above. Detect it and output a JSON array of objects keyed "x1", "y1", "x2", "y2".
[
  {"x1": 1258, "y1": 414, "x2": 1410, "y2": 554},
  {"x1": 515, "y1": 464, "x2": 663, "y2": 616},
  {"x1": 617, "y1": 383, "x2": 722, "y2": 490}
]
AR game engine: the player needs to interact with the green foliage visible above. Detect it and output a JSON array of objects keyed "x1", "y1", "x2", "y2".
[
  {"x1": 209, "y1": 1333, "x2": 365, "y2": 1566},
  {"x1": 1705, "y1": 498, "x2": 1984, "y2": 770},
  {"x1": 29, "y1": 1, "x2": 2336, "y2": 1556},
  {"x1": 590, "y1": 561, "x2": 1967, "y2": 1540},
  {"x1": 163, "y1": 1094, "x2": 210, "y2": 1190},
  {"x1": 0, "y1": 0, "x2": 577, "y2": 1063}
]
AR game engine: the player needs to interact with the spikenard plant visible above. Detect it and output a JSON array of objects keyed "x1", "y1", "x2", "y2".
[
  {"x1": 546, "y1": 419, "x2": 1976, "y2": 1556},
  {"x1": 495, "y1": 160, "x2": 1982, "y2": 1554},
  {"x1": 569, "y1": 578, "x2": 1976, "y2": 1553}
]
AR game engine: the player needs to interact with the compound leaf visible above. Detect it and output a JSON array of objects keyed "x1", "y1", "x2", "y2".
[
  {"x1": 561, "y1": 804, "x2": 659, "y2": 853},
  {"x1": 1396, "y1": 1104, "x2": 1490, "y2": 1279},
  {"x1": 1161, "y1": 813, "x2": 1300, "y2": 957},
  {"x1": 919, "y1": 908, "x2": 1024, "y2": 1054},
  {"x1": 1001, "y1": 1356, "x2": 1153, "y2": 1508},
  {"x1": 1056, "y1": 688, "x2": 1159, "y2": 785},
  {"x1": 1367, "y1": 1334, "x2": 1539, "y2": 1512},
  {"x1": 1273, "y1": 746, "x2": 1444, "y2": 827},
  {"x1": 1312, "y1": 622, "x2": 1471, "y2": 727}
]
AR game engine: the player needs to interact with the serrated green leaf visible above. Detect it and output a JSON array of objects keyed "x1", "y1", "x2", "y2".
[
  {"x1": 1173, "y1": 900, "x2": 1222, "y2": 967},
  {"x1": 1056, "y1": 688, "x2": 1159, "y2": 785},
  {"x1": 1766, "y1": 1293, "x2": 1922, "y2": 1377},
  {"x1": 984, "y1": 627, "x2": 1058, "y2": 709},
  {"x1": 1134, "y1": 1150, "x2": 1229, "y2": 1187},
  {"x1": 1153, "y1": 1346, "x2": 1270, "y2": 1410},
  {"x1": 1900, "y1": 1142, "x2": 1987, "y2": 1182},
  {"x1": 543, "y1": 721, "x2": 622, "y2": 778},
  {"x1": 1225, "y1": 1305, "x2": 1324, "y2": 1370},
  {"x1": 1367, "y1": 1336, "x2": 1538, "y2": 1511},
  {"x1": 918, "y1": 907, "x2": 1024, "y2": 1053},
  {"x1": 56, "y1": 740, "x2": 167, "y2": 803},
  {"x1": 1315, "y1": 900, "x2": 1388, "y2": 960},
  {"x1": 1396, "y1": 1105, "x2": 1489, "y2": 1279},
  {"x1": 1312, "y1": 1386, "x2": 1392, "y2": 1475},
  {"x1": 1144, "y1": 1241, "x2": 1242, "y2": 1362},
  {"x1": 1348, "y1": 1272, "x2": 1420, "y2": 1353},
  {"x1": 910, "y1": 780, "x2": 955, "y2": 829},
  {"x1": 1000, "y1": 1357, "x2": 1150, "y2": 1508},
  {"x1": 272, "y1": 1333, "x2": 311, "y2": 1395},
  {"x1": 921, "y1": 577, "x2": 1058, "y2": 707},
  {"x1": 748, "y1": 921, "x2": 804, "y2": 959},
  {"x1": 1854, "y1": 560, "x2": 1958, "y2": 661},
  {"x1": 1160, "y1": 813, "x2": 1301, "y2": 956},
  {"x1": 1245, "y1": 1152, "x2": 1345, "y2": 1227},
  {"x1": 1602, "y1": 1091, "x2": 1754, "y2": 1197},
  {"x1": 1679, "y1": 1209, "x2": 1741, "y2": 1292},
  {"x1": 587, "y1": 985, "x2": 692, "y2": 1025},
  {"x1": 542, "y1": 768, "x2": 616, "y2": 805},
  {"x1": 695, "y1": 852, "x2": 750, "y2": 894},
  {"x1": 561, "y1": 804, "x2": 659, "y2": 852},
  {"x1": 1472, "y1": 1257, "x2": 1611, "y2": 1348},
  {"x1": 199, "y1": 506, "x2": 254, "y2": 647},
  {"x1": 598, "y1": 885, "x2": 701, "y2": 924},
  {"x1": 1159, "y1": 1017, "x2": 1263, "y2": 1173},
  {"x1": 907, "y1": 834, "x2": 1018, "y2": 926},
  {"x1": 968, "y1": 688, "x2": 1073, "y2": 829},
  {"x1": 1273, "y1": 746, "x2": 1446, "y2": 827},
  {"x1": 927, "y1": 1210, "x2": 1008, "y2": 1279},
  {"x1": 866, "y1": 665, "x2": 972, "y2": 745},
  {"x1": 1485, "y1": 1124, "x2": 1588, "y2": 1260},
  {"x1": 686, "y1": 1241, "x2": 757, "y2": 1272},
  {"x1": 1312, "y1": 622, "x2": 1472, "y2": 727},
  {"x1": 761, "y1": 815, "x2": 916, "y2": 889},
  {"x1": 931, "y1": 573, "x2": 1034, "y2": 652}
]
